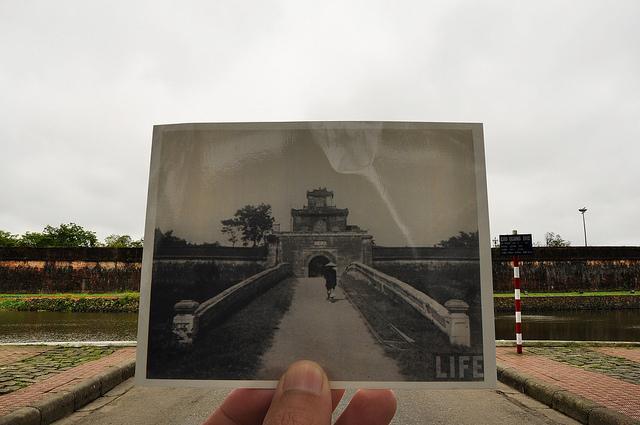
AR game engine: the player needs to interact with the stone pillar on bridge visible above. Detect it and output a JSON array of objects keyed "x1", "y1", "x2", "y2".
[
  {"x1": 172, "y1": 300, "x2": 200, "y2": 345},
  {"x1": 444, "y1": 299, "x2": 471, "y2": 347}
]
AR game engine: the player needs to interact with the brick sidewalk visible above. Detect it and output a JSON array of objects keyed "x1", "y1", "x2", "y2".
[
  {"x1": 497, "y1": 346, "x2": 640, "y2": 421},
  {"x1": 0, "y1": 346, "x2": 48, "y2": 366},
  {"x1": 0, "y1": 346, "x2": 135, "y2": 416},
  {"x1": 3, "y1": 344, "x2": 638, "y2": 422}
]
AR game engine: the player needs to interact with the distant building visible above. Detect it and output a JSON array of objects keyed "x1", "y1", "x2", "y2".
[{"x1": 274, "y1": 188, "x2": 372, "y2": 277}]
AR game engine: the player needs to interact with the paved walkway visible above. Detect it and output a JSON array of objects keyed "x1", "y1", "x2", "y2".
[
  {"x1": 256, "y1": 277, "x2": 404, "y2": 381},
  {"x1": 497, "y1": 346, "x2": 640, "y2": 421},
  {"x1": 0, "y1": 345, "x2": 135, "y2": 416},
  {"x1": 0, "y1": 346, "x2": 48, "y2": 368},
  {"x1": 4, "y1": 344, "x2": 638, "y2": 423},
  {"x1": 54, "y1": 380, "x2": 579, "y2": 425}
]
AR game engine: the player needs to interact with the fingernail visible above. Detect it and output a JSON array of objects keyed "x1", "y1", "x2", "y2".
[{"x1": 283, "y1": 362, "x2": 324, "y2": 395}]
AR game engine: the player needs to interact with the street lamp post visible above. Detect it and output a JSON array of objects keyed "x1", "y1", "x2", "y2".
[{"x1": 578, "y1": 207, "x2": 588, "y2": 247}]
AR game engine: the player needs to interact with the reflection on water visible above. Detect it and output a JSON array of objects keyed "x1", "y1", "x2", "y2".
[
  {"x1": 1, "y1": 309, "x2": 639, "y2": 343},
  {"x1": 495, "y1": 309, "x2": 640, "y2": 341},
  {"x1": 0, "y1": 311, "x2": 138, "y2": 343}
]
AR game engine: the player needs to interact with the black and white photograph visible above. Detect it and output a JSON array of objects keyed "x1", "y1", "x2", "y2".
[{"x1": 137, "y1": 121, "x2": 495, "y2": 388}]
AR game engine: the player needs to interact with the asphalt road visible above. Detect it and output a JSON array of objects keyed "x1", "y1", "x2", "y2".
[{"x1": 54, "y1": 379, "x2": 579, "y2": 425}]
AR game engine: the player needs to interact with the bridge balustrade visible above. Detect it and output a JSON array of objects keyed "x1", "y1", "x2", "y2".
[
  {"x1": 343, "y1": 262, "x2": 471, "y2": 347},
  {"x1": 172, "y1": 263, "x2": 292, "y2": 345}
]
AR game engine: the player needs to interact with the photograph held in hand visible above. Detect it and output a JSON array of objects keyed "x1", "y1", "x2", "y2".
[{"x1": 136, "y1": 121, "x2": 495, "y2": 389}]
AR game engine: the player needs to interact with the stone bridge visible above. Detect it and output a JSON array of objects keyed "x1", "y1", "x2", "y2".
[{"x1": 171, "y1": 261, "x2": 471, "y2": 348}]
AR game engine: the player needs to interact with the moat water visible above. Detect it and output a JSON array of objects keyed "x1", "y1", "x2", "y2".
[
  {"x1": 495, "y1": 309, "x2": 640, "y2": 342},
  {"x1": 0, "y1": 311, "x2": 138, "y2": 343},
  {"x1": 1, "y1": 310, "x2": 639, "y2": 343}
]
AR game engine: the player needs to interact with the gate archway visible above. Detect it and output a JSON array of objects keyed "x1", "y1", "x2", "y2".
[{"x1": 308, "y1": 255, "x2": 331, "y2": 277}]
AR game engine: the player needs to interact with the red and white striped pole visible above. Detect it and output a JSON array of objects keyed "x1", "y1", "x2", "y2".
[{"x1": 513, "y1": 255, "x2": 523, "y2": 354}]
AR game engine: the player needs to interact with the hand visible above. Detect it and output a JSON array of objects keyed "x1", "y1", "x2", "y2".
[{"x1": 203, "y1": 360, "x2": 397, "y2": 425}]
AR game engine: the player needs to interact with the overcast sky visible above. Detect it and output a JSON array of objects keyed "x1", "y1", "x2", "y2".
[{"x1": 1, "y1": 1, "x2": 638, "y2": 246}]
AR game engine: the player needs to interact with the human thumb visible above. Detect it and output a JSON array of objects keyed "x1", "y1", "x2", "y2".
[{"x1": 262, "y1": 361, "x2": 332, "y2": 425}]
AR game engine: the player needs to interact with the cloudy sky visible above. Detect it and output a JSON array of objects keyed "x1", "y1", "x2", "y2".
[{"x1": 1, "y1": 1, "x2": 638, "y2": 246}]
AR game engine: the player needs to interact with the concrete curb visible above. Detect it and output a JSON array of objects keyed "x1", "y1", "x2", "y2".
[
  {"x1": 0, "y1": 359, "x2": 136, "y2": 425},
  {"x1": 497, "y1": 364, "x2": 640, "y2": 425}
]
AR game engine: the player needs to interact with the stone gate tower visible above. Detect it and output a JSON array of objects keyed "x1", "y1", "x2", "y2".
[{"x1": 272, "y1": 188, "x2": 373, "y2": 277}]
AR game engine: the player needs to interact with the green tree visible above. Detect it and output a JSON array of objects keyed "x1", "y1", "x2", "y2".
[
  {"x1": 19, "y1": 223, "x2": 99, "y2": 247},
  {"x1": 436, "y1": 231, "x2": 479, "y2": 248},
  {"x1": 104, "y1": 234, "x2": 143, "y2": 248},
  {"x1": 221, "y1": 203, "x2": 274, "y2": 247},
  {"x1": 19, "y1": 231, "x2": 48, "y2": 247},
  {"x1": 0, "y1": 230, "x2": 20, "y2": 247},
  {"x1": 544, "y1": 232, "x2": 570, "y2": 247}
]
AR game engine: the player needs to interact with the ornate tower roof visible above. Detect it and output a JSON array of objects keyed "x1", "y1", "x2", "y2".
[{"x1": 291, "y1": 188, "x2": 353, "y2": 232}]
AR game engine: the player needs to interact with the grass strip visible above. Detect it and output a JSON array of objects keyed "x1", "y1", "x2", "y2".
[
  {"x1": 494, "y1": 291, "x2": 639, "y2": 297},
  {"x1": 341, "y1": 274, "x2": 482, "y2": 381},
  {"x1": 0, "y1": 292, "x2": 139, "y2": 298}
]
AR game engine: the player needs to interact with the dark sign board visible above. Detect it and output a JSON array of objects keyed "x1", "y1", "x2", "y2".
[{"x1": 499, "y1": 234, "x2": 533, "y2": 256}]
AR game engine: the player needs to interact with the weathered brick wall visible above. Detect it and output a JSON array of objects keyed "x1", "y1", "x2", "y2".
[
  {"x1": 0, "y1": 247, "x2": 266, "y2": 293},
  {"x1": 0, "y1": 248, "x2": 143, "y2": 293},
  {"x1": 491, "y1": 247, "x2": 640, "y2": 291},
  {"x1": 373, "y1": 246, "x2": 640, "y2": 292},
  {"x1": 2, "y1": 246, "x2": 639, "y2": 293}
]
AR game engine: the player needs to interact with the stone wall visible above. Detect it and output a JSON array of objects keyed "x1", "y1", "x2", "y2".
[
  {"x1": 490, "y1": 247, "x2": 640, "y2": 292},
  {"x1": 150, "y1": 258, "x2": 266, "y2": 321},
  {"x1": 373, "y1": 246, "x2": 640, "y2": 292},
  {"x1": 372, "y1": 247, "x2": 480, "y2": 303},
  {"x1": 2, "y1": 245, "x2": 639, "y2": 293},
  {"x1": 276, "y1": 233, "x2": 372, "y2": 277},
  {"x1": 0, "y1": 247, "x2": 266, "y2": 293},
  {"x1": 0, "y1": 248, "x2": 142, "y2": 293}
]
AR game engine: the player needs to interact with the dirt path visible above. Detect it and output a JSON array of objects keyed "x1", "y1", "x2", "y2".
[{"x1": 256, "y1": 277, "x2": 404, "y2": 381}]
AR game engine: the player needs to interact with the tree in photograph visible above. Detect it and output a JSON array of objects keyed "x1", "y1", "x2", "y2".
[
  {"x1": 19, "y1": 223, "x2": 99, "y2": 247},
  {"x1": 544, "y1": 232, "x2": 571, "y2": 247},
  {"x1": 221, "y1": 203, "x2": 274, "y2": 247},
  {"x1": 104, "y1": 234, "x2": 143, "y2": 248},
  {"x1": 221, "y1": 224, "x2": 240, "y2": 247},
  {"x1": 0, "y1": 230, "x2": 20, "y2": 247},
  {"x1": 436, "y1": 231, "x2": 479, "y2": 248},
  {"x1": 154, "y1": 229, "x2": 188, "y2": 247}
]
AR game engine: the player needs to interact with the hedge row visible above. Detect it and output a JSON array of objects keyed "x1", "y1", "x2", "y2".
[
  {"x1": 494, "y1": 295, "x2": 640, "y2": 312},
  {"x1": 0, "y1": 295, "x2": 139, "y2": 312}
]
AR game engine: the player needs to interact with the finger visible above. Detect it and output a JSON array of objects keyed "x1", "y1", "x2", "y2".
[
  {"x1": 334, "y1": 389, "x2": 397, "y2": 425},
  {"x1": 332, "y1": 389, "x2": 346, "y2": 411},
  {"x1": 202, "y1": 388, "x2": 274, "y2": 425},
  {"x1": 263, "y1": 360, "x2": 332, "y2": 425}
]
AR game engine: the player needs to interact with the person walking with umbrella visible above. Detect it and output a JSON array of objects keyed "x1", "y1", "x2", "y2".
[{"x1": 323, "y1": 262, "x2": 337, "y2": 301}]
